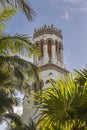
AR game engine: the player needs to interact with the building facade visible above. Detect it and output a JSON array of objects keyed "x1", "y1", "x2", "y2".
[{"x1": 23, "y1": 24, "x2": 69, "y2": 124}]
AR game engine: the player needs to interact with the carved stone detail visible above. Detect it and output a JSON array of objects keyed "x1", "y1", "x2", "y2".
[{"x1": 33, "y1": 24, "x2": 63, "y2": 39}]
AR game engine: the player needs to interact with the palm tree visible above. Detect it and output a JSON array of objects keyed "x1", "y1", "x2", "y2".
[
  {"x1": 0, "y1": 0, "x2": 36, "y2": 21},
  {"x1": 0, "y1": 6, "x2": 39, "y2": 56},
  {"x1": 0, "y1": 88, "x2": 21, "y2": 121},
  {"x1": 0, "y1": 1, "x2": 38, "y2": 59},
  {"x1": 0, "y1": 3, "x2": 39, "y2": 129},
  {"x1": 32, "y1": 74, "x2": 87, "y2": 130},
  {"x1": 0, "y1": 9, "x2": 40, "y2": 81},
  {"x1": 0, "y1": 55, "x2": 39, "y2": 91},
  {"x1": 0, "y1": 1, "x2": 40, "y2": 129},
  {"x1": 0, "y1": 1, "x2": 38, "y2": 57},
  {"x1": 0, "y1": 5, "x2": 40, "y2": 86},
  {"x1": 0, "y1": 55, "x2": 39, "y2": 128},
  {"x1": 0, "y1": 4, "x2": 39, "y2": 57}
]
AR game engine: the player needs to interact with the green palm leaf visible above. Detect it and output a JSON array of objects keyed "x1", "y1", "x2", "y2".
[
  {"x1": 0, "y1": 6, "x2": 16, "y2": 22},
  {"x1": 31, "y1": 74, "x2": 87, "y2": 130},
  {"x1": 0, "y1": 6, "x2": 17, "y2": 34},
  {"x1": 75, "y1": 68, "x2": 87, "y2": 87},
  {"x1": 0, "y1": 34, "x2": 40, "y2": 57},
  {"x1": 0, "y1": 88, "x2": 20, "y2": 115},
  {"x1": 0, "y1": 0, "x2": 36, "y2": 21},
  {"x1": 0, "y1": 55, "x2": 39, "y2": 92}
]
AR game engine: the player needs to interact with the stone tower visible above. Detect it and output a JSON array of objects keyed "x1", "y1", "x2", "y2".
[{"x1": 23, "y1": 25, "x2": 69, "y2": 124}]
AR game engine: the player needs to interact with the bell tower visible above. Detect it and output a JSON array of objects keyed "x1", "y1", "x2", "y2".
[
  {"x1": 23, "y1": 25, "x2": 69, "y2": 124},
  {"x1": 33, "y1": 24, "x2": 65, "y2": 68}
]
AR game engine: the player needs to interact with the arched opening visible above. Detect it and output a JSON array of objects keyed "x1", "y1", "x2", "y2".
[
  {"x1": 59, "y1": 42, "x2": 63, "y2": 53},
  {"x1": 59, "y1": 44, "x2": 61, "y2": 53},
  {"x1": 48, "y1": 40, "x2": 52, "y2": 58},
  {"x1": 40, "y1": 41, "x2": 44, "y2": 57},
  {"x1": 35, "y1": 43, "x2": 40, "y2": 61},
  {"x1": 58, "y1": 43, "x2": 63, "y2": 63},
  {"x1": 55, "y1": 41, "x2": 58, "y2": 53}
]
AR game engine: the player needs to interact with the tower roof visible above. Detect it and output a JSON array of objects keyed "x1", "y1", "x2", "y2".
[{"x1": 33, "y1": 24, "x2": 63, "y2": 39}]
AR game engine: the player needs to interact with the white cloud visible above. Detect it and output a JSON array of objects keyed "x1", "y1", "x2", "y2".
[{"x1": 61, "y1": 11, "x2": 69, "y2": 20}]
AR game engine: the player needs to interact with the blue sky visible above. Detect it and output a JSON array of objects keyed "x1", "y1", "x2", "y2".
[{"x1": 5, "y1": 0, "x2": 87, "y2": 71}]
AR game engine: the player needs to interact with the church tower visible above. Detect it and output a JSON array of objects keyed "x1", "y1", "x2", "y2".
[
  {"x1": 23, "y1": 25, "x2": 69, "y2": 124},
  {"x1": 33, "y1": 24, "x2": 64, "y2": 68}
]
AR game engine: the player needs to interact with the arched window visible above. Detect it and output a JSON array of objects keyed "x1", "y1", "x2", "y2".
[
  {"x1": 40, "y1": 41, "x2": 44, "y2": 57},
  {"x1": 48, "y1": 40, "x2": 52, "y2": 57},
  {"x1": 58, "y1": 42, "x2": 63, "y2": 53},
  {"x1": 55, "y1": 42, "x2": 58, "y2": 53},
  {"x1": 36, "y1": 43, "x2": 40, "y2": 61},
  {"x1": 59, "y1": 43, "x2": 61, "y2": 53}
]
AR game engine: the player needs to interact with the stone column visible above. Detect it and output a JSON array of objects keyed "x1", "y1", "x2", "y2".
[
  {"x1": 60, "y1": 49, "x2": 63, "y2": 63},
  {"x1": 57, "y1": 42, "x2": 60, "y2": 61},
  {"x1": 44, "y1": 44, "x2": 48, "y2": 64},
  {"x1": 52, "y1": 44, "x2": 56, "y2": 64}
]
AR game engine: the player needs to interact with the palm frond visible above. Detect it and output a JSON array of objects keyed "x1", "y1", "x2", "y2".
[
  {"x1": 0, "y1": 0, "x2": 36, "y2": 21},
  {"x1": 0, "y1": 6, "x2": 17, "y2": 34},
  {"x1": 75, "y1": 68, "x2": 87, "y2": 86},
  {"x1": 0, "y1": 6, "x2": 17, "y2": 22},
  {"x1": 0, "y1": 34, "x2": 40, "y2": 57},
  {"x1": 0, "y1": 23, "x2": 5, "y2": 34},
  {"x1": 0, "y1": 88, "x2": 20, "y2": 114},
  {"x1": 0, "y1": 55, "x2": 39, "y2": 81},
  {"x1": 31, "y1": 74, "x2": 87, "y2": 130},
  {"x1": 0, "y1": 55, "x2": 39, "y2": 95},
  {"x1": 5, "y1": 113, "x2": 23, "y2": 125}
]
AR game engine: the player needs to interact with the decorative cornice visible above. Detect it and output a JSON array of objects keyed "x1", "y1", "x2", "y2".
[
  {"x1": 39, "y1": 63, "x2": 69, "y2": 75},
  {"x1": 33, "y1": 24, "x2": 63, "y2": 39}
]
